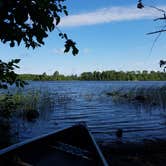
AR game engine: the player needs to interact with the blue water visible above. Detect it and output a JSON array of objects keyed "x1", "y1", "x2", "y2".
[{"x1": 8, "y1": 81, "x2": 166, "y2": 144}]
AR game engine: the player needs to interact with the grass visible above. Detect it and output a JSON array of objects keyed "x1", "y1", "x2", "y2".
[
  {"x1": 0, "y1": 89, "x2": 55, "y2": 121},
  {"x1": 0, "y1": 88, "x2": 59, "y2": 148},
  {"x1": 106, "y1": 85, "x2": 166, "y2": 109},
  {"x1": 0, "y1": 87, "x2": 74, "y2": 121}
]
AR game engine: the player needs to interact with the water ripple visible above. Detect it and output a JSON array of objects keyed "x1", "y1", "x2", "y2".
[{"x1": 9, "y1": 81, "x2": 166, "y2": 144}]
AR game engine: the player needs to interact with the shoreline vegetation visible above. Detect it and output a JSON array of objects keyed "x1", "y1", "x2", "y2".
[
  {"x1": 0, "y1": 89, "x2": 55, "y2": 148},
  {"x1": 19, "y1": 70, "x2": 166, "y2": 81},
  {"x1": 106, "y1": 86, "x2": 166, "y2": 108}
]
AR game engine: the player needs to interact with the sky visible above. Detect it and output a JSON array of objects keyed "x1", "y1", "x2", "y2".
[{"x1": 1, "y1": 0, "x2": 166, "y2": 75}]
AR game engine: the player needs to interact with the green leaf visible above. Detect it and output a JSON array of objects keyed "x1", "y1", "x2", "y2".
[
  {"x1": 137, "y1": 1, "x2": 144, "y2": 9},
  {"x1": 10, "y1": 41, "x2": 15, "y2": 47},
  {"x1": 63, "y1": 6, "x2": 67, "y2": 9},
  {"x1": 64, "y1": 33, "x2": 68, "y2": 40},
  {"x1": 72, "y1": 46, "x2": 79, "y2": 56},
  {"x1": 56, "y1": 16, "x2": 60, "y2": 25},
  {"x1": 64, "y1": 10, "x2": 68, "y2": 16},
  {"x1": 13, "y1": 59, "x2": 21, "y2": 64},
  {"x1": 64, "y1": 45, "x2": 70, "y2": 53}
]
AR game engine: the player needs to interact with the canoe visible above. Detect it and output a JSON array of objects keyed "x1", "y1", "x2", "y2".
[{"x1": 0, "y1": 123, "x2": 109, "y2": 166}]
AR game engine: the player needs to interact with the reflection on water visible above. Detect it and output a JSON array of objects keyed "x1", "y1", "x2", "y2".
[{"x1": 1, "y1": 81, "x2": 166, "y2": 148}]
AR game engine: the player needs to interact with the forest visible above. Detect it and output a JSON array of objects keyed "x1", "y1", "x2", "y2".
[{"x1": 19, "y1": 70, "x2": 166, "y2": 81}]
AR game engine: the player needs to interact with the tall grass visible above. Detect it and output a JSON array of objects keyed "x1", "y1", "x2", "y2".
[
  {"x1": 0, "y1": 87, "x2": 74, "y2": 121},
  {"x1": 106, "y1": 85, "x2": 166, "y2": 110},
  {"x1": 0, "y1": 89, "x2": 55, "y2": 121}
]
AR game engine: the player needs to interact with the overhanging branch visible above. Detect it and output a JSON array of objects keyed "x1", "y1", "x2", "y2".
[{"x1": 147, "y1": 29, "x2": 166, "y2": 35}]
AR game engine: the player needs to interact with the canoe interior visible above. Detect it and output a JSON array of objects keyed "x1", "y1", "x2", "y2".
[{"x1": 0, "y1": 124, "x2": 108, "y2": 166}]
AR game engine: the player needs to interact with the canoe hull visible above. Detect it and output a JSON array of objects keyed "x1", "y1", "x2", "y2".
[{"x1": 0, "y1": 123, "x2": 108, "y2": 166}]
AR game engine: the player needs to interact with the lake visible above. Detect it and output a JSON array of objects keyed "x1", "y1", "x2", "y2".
[{"x1": 1, "y1": 81, "x2": 166, "y2": 147}]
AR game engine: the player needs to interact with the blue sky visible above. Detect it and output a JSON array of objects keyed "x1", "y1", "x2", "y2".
[{"x1": 1, "y1": 0, "x2": 166, "y2": 75}]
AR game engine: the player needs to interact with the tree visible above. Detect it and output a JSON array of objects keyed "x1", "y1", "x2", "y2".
[
  {"x1": 0, "y1": 0, "x2": 79, "y2": 88},
  {"x1": 137, "y1": 0, "x2": 166, "y2": 71},
  {"x1": 0, "y1": 59, "x2": 26, "y2": 89},
  {"x1": 160, "y1": 60, "x2": 166, "y2": 72},
  {"x1": 42, "y1": 72, "x2": 47, "y2": 77},
  {"x1": 137, "y1": 0, "x2": 166, "y2": 35},
  {"x1": 0, "y1": 0, "x2": 78, "y2": 54},
  {"x1": 53, "y1": 71, "x2": 59, "y2": 77}
]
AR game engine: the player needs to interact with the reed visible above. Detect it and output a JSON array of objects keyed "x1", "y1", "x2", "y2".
[
  {"x1": 0, "y1": 89, "x2": 55, "y2": 121},
  {"x1": 107, "y1": 85, "x2": 166, "y2": 109}
]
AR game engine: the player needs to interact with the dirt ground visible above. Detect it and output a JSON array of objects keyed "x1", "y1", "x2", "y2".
[{"x1": 100, "y1": 140, "x2": 166, "y2": 166}]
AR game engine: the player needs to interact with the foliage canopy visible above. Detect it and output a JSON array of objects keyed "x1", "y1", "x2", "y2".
[
  {"x1": 0, "y1": 0, "x2": 78, "y2": 55},
  {"x1": 0, "y1": 0, "x2": 79, "y2": 89},
  {"x1": 137, "y1": 0, "x2": 166, "y2": 70},
  {"x1": 19, "y1": 70, "x2": 166, "y2": 81},
  {"x1": 0, "y1": 59, "x2": 26, "y2": 89}
]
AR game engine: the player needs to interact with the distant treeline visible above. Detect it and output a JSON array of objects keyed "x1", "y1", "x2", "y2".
[{"x1": 19, "y1": 70, "x2": 166, "y2": 81}]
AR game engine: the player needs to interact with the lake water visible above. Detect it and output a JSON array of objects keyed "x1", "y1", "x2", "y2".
[{"x1": 2, "y1": 81, "x2": 166, "y2": 146}]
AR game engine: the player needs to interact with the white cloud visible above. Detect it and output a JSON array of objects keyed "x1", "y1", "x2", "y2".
[
  {"x1": 59, "y1": 6, "x2": 166, "y2": 27},
  {"x1": 51, "y1": 48, "x2": 64, "y2": 55}
]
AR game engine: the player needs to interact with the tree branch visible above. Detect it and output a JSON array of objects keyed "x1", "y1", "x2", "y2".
[
  {"x1": 148, "y1": 5, "x2": 166, "y2": 13},
  {"x1": 154, "y1": 17, "x2": 166, "y2": 21},
  {"x1": 146, "y1": 29, "x2": 166, "y2": 35}
]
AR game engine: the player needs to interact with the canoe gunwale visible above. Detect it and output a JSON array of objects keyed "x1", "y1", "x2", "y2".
[
  {"x1": 0, "y1": 123, "x2": 109, "y2": 166},
  {"x1": 0, "y1": 126, "x2": 69, "y2": 156},
  {"x1": 84, "y1": 124, "x2": 109, "y2": 166}
]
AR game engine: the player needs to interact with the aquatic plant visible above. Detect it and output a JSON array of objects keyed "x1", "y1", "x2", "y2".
[
  {"x1": 0, "y1": 89, "x2": 56, "y2": 121},
  {"x1": 0, "y1": 87, "x2": 75, "y2": 122},
  {"x1": 0, "y1": 94, "x2": 18, "y2": 118},
  {"x1": 106, "y1": 85, "x2": 166, "y2": 110}
]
